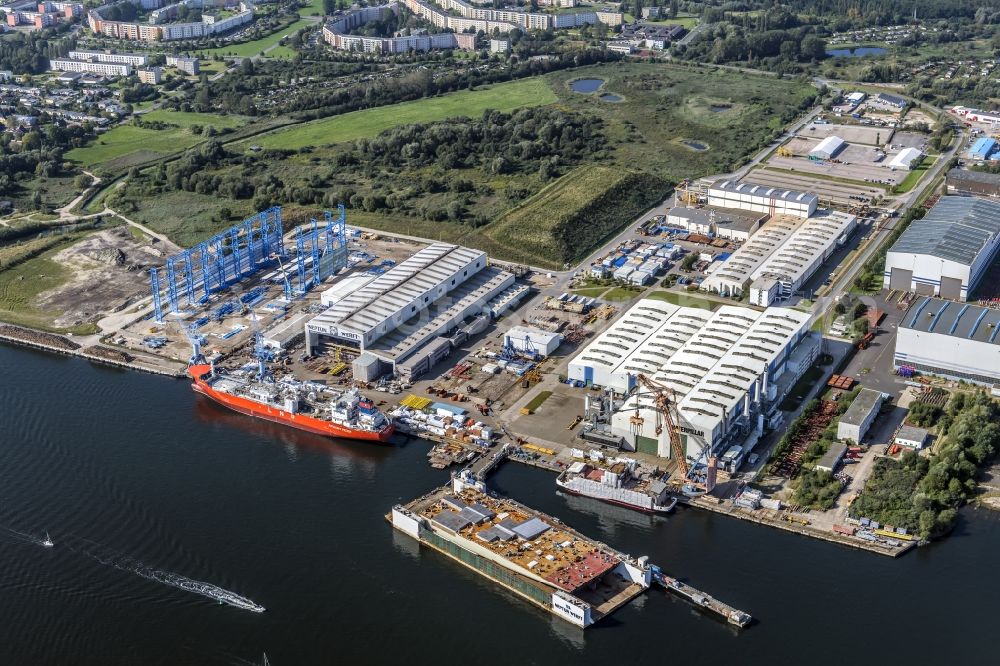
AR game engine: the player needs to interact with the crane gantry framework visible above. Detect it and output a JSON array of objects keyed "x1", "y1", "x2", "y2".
[
  {"x1": 627, "y1": 373, "x2": 716, "y2": 496},
  {"x1": 628, "y1": 373, "x2": 688, "y2": 476}
]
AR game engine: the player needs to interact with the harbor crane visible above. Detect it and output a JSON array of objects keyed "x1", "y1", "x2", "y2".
[{"x1": 628, "y1": 373, "x2": 716, "y2": 497}]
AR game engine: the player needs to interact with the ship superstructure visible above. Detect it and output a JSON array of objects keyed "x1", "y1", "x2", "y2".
[
  {"x1": 556, "y1": 455, "x2": 676, "y2": 514},
  {"x1": 188, "y1": 364, "x2": 393, "y2": 442}
]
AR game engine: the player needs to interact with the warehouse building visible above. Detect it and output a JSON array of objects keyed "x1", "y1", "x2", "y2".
[
  {"x1": 836, "y1": 388, "x2": 882, "y2": 443},
  {"x1": 581, "y1": 300, "x2": 820, "y2": 461},
  {"x1": 747, "y1": 210, "x2": 857, "y2": 305},
  {"x1": 895, "y1": 425, "x2": 929, "y2": 450},
  {"x1": 809, "y1": 135, "x2": 846, "y2": 160},
  {"x1": 503, "y1": 326, "x2": 562, "y2": 357},
  {"x1": 894, "y1": 296, "x2": 1000, "y2": 385},
  {"x1": 700, "y1": 215, "x2": 806, "y2": 298},
  {"x1": 708, "y1": 180, "x2": 817, "y2": 218},
  {"x1": 815, "y1": 441, "x2": 847, "y2": 474},
  {"x1": 946, "y1": 168, "x2": 1000, "y2": 199},
  {"x1": 701, "y1": 211, "x2": 857, "y2": 300},
  {"x1": 969, "y1": 137, "x2": 998, "y2": 161},
  {"x1": 664, "y1": 206, "x2": 767, "y2": 241},
  {"x1": 883, "y1": 196, "x2": 1000, "y2": 300},
  {"x1": 888, "y1": 147, "x2": 923, "y2": 170},
  {"x1": 568, "y1": 300, "x2": 815, "y2": 461},
  {"x1": 305, "y1": 243, "x2": 514, "y2": 368}
]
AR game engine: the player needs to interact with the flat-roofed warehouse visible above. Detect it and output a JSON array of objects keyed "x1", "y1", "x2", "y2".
[
  {"x1": 883, "y1": 196, "x2": 1000, "y2": 300},
  {"x1": 664, "y1": 206, "x2": 767, "y2": 241},
  {"x1": 305, "y1": 243, "x2": 514, "y2": 366},
  {"x1": 708, "y1": 180, "x2": 818, "y2": 219},
  {"x1": 568, "y1": 299, "x2": 817, "y2": 461},
  {"x1": 946, "y1": 168, "x2": 1000, "y2": 199},
  {"x1": 894, "y1": 296, "x2": 1000, "y2": 385}
]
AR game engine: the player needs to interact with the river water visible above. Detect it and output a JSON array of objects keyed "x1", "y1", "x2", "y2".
[{"x1": 0, "y1": 344, "x2": 995, "y2": 664}]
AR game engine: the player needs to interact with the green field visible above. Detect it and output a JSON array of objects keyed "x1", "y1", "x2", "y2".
[
  {"x1": 106, "y1": 62, "x2": 817, "y2": 264},
  {"x1": 895, "y1": 156, "x2": 935, "y2": 194},
  {"x1": 201, "y1": 18, "x2": 314, "y2": 57},
  {"x1": 482, "y1": 164, "x2": 668, "y2": 267},
  {"x1": 0, "y1": 245, "x2": 72, "y2": 331},
  {"x1": 140, "y1": 109, "x2": 246, "y2": 129},
  {"x1": 298, "y1": 0, "x2": 324, "y2": 16},
  {"x1": 245, "y1": 78, "x2": 557, "y2": 150},
  {"x1": 66, "y1": 111, "x2": 247, "y2": 169},
  {"x1": 265, "y1": 45, "x2": 298, "y2": 59}
]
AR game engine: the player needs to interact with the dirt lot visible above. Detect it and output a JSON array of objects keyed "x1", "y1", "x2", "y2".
[
  {"x1": 767, "y1": 155, "x2": 901, "y2": 185},
  {"x1": 800, "y1": 123, "x2": 889, "y2": 145},
  {"x1": 748, "y1": 168, "x2": 885, "y2": 207},
  {"x1": 36, "y1": 227, "x2": 167, "y2": 329}
]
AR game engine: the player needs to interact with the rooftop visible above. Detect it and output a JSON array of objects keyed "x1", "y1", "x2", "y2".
[
  {"x1": 948, "y1": 168, "x2": 1000, "y2": 186},
  {"x1": 816, "y1": 441, "x2": 848, "y2": 470},
  {"x1": 889, "y1": 196, "x2": 1000, "y2": 266},
  {"x1": 896, "y1": 424, "x2": 929, "y2": 443},
  {"x1": 667, "y1": 205, "x2": 766, "y2": 232},
  {"x1": 702, "y1": 214, "x2": 806, "y2": 288},
  {"x1": 709, "y1": 180, "x2": 819, "y2": 207},
  {"x1": 839, "y1": 388, "x2": 883, "y2": 427},
  {"x1": 612, "y1": 303, "x2": 811, "y2": 436},
  {"x1": 902, "y1": 296, "x2": 1000, "y2": 345}
]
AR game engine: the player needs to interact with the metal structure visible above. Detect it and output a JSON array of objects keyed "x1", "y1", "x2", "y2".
[
  {"x1": 629, "y1": 373, "x2": 716, "y2": 497},
  {"x1": 149, "y1": 207, "x2": 285, "y2": 321},
  {"x1": 150, "y1": 206, "x2": 350, "y2": 321},
  {"x1": 186, "y1": 324, "x2": 206, "y2": 366}
]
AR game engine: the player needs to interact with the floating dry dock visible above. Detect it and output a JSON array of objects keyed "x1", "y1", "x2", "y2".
[{"x1": 390, "y1": 475, "x2": 751, "y2": 629}]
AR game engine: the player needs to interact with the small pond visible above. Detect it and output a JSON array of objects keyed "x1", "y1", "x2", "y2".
[
  {"x1": 681, "y1": 139, "x2": 709, "y2": 151},
  {"x1": 600, "y1": 94, "x2": 622, "y2": 102},
  {"x1": 826, "y1": 47, "x2": 887, "y2": 58},
  {"x1": 709, "y1": 105, "x2": 731, "y2": 113},
  {"x1": 570, "y1": 78, "x2": 605, "y2": 93}
]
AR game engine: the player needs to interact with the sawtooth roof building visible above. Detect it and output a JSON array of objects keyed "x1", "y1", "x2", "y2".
[
  {"x1": 305, "y1": 243, "x2": 513, "y2": 366},
  {"x1": 568, "y1": 299, "x2": 817, "y2": 462},
  {"x1": 884, "y1": 196, "x2": 1000, "y2": 300}
]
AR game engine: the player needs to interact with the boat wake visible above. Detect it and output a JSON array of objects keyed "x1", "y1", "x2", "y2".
[
  {"x1": 134, "y1": 566, "x2": 266, "y2": 613},
  {"x1": 0, "y1": 525, "x2": 54, "y2": 548},
  {"x1": 78, "y1": 541, "x2": 265, "y2": 613}
]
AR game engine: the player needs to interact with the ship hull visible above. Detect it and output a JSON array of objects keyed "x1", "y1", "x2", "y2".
[
  {"x1": 189, "y1": 368, "x2": 393, "y2": 443},
  {"x1": 556, "y1": 479, "x2": 676, "y2": 515}
]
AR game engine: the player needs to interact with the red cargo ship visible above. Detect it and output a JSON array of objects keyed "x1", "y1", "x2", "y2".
[{"x1": 188, "y1": 364, "x2": 394, "y2": 442}]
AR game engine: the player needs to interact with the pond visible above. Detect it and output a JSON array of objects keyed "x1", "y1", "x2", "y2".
[
  {"x1": 600, "y1": 94, "x2": 622, "y2": 102},
  {"x1": 826, "y1": 46, "x2": 887, "y2": 58},
  {"x1": 570, "y1": 78, "x2": 604, "y2": 93},
  {"x1": 709, "y1": 105, "x2": 731, "y2": 113},
  {"x1": 681, "y1": 139, "x2": 709, "y2": 151}
]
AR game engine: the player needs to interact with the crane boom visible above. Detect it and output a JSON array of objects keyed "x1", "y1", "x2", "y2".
[{"x1": 632, "y1": 373, "x2": 687, "y2": 476}]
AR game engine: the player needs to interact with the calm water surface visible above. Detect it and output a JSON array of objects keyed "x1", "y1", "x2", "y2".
[{"x1": 0, "y1": 345, "x2": 995, "y2": 664}]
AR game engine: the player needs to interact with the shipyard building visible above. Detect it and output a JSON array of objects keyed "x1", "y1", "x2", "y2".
[
  {"x1": 707, "y1": 180, "x2": 818, "y2": 218},
  {"x1": 305, "y1": 243, "x2": 514, "y2": 375},
  {"x1": 883, "y1": 196, "x2": 1000, "y2": 300},
  {"x1": 946, "y1": 168, "x2": 1000, "y2": 199},
  {"x1": 567, "y1": 299, "x2": 817, "y2": 461},
  {"x1": 701, "y1": 210, "x2": 856, "y2": 303},
  {"x1": 894, "y1": 296, "x2": 1000, "y2": 385}
]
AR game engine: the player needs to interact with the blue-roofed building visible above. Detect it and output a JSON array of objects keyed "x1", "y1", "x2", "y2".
[
  {"x1": 969, "y1": 137, "x2": 998, "y2": 161},
  {"x1": 895, "y1": 296, "x2": 1000, "y2": 385},
  {"x1": 883, "y1": 196, "x2": 1000, "y2": 300}
]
